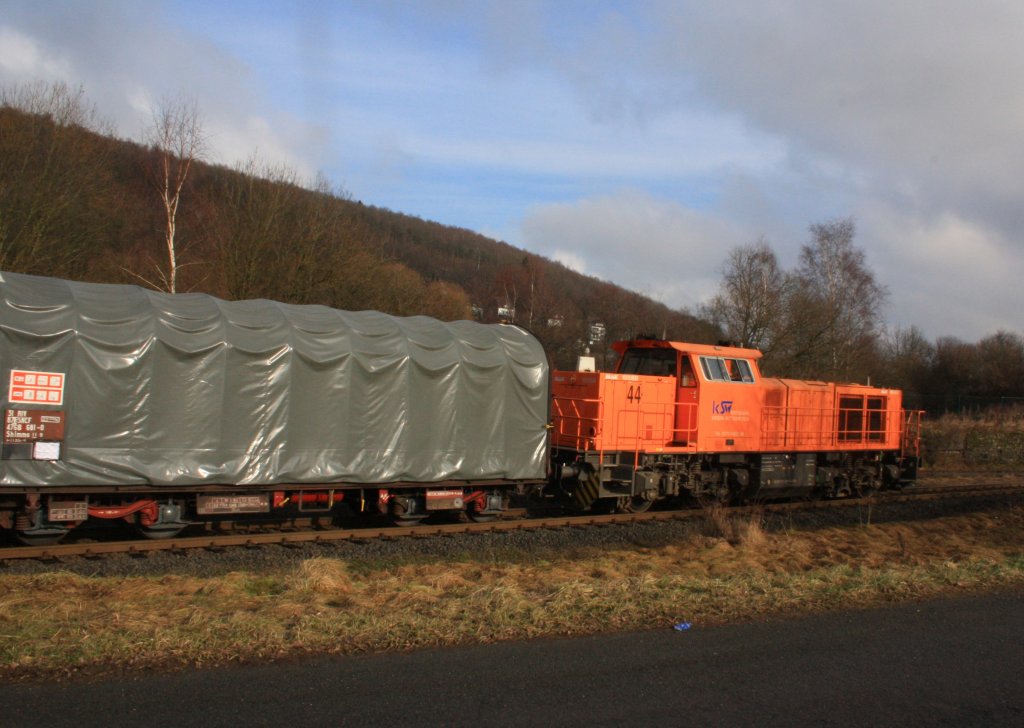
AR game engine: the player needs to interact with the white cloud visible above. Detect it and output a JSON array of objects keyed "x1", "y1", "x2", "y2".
[
  {"x1": 552, "y1": 250, "x2": 586, "y2": 274},
  {"x1": 644, "y1": 2, "x2": 1024, "y2": 238},
  {"x1": 522, "y1": 190, "x2": 742, "y2": 311},
  {"x1": 207, "y1": 115, "x2": 325, "y2": 182},
  {"x1": 0, "y1": 25, "x2": 71, "y2": 78},
  {"x1": 0, "y1": 3, "x2": 327, "y2": 179},
  {"x1": 397, "y1": 108, "x2": 783, "y2": 180},
  {"x1": 857, "y1": 204, "x2": 1024, "y2": 339}
]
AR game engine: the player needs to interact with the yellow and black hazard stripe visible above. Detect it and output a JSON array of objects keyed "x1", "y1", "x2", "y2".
[{"x1": 573, "y1": 467, "x2": 601, "y2": 509}]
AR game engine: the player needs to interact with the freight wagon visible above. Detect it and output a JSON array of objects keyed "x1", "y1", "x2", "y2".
[{"x1": 0, "y1": 271, "x2": 549, "y2": 543}]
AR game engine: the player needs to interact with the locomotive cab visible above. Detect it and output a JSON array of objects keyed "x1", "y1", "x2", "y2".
[{"x1": 614, "y1": 340, "x2": 764, "y2": 448}]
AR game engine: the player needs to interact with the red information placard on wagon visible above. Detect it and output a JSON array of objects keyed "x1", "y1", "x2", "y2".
[{"x1": 8, "y1": 370, "x2": 65, "y2": 406}]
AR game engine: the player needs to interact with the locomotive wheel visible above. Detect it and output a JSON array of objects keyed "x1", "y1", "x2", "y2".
[
  {"x1": 591, "y1": 496, "x2": 653, "y2": 514},
  {"x1": 696, "y1": 487, "x2": 733, "y2": 508},
  {"x1": 851, "y1": 471, "x2": 880, "y2": 498},
  {"x1": 618, "y1": 496, "x2": 654, "y2": 514},
  {"x1": 589, "y1": 498, "x2": 615, "y2": 514}
]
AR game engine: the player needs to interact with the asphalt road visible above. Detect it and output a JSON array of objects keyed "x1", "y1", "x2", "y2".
[{"x1": 1, "y1": 589, "x2": 1021, "y2": 727}]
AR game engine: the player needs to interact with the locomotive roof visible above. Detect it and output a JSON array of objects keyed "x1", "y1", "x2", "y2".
[{"x1": 612, "y1": 338, "x2": 764, "y2": 360}]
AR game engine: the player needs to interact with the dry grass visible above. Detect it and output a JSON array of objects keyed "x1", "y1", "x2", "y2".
[
  {"x1": 925, "y1": 409, "x2": 1024, "y2": 470},
  {"x1": 2, "y1": 504, "x2": 1023, "y2": 681}
]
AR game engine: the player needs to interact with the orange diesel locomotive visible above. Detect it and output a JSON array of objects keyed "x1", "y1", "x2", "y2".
[{"x1": 549, "y1": 338, "x2": 921, "y2": 512}]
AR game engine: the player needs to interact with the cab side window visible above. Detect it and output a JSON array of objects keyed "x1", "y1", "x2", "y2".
[
  {"x1": 699, "y1": 356, "x2": 755, "y2": 383},
  {"x1": 735, "y1": 359, "x2": 754, "y2": 382},
  {"x1": 700, "y1": 357, "x2": 729, "y2": 381}
]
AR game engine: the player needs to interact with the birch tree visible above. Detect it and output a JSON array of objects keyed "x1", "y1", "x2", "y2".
[{"x1": 144, "y1": 95, "x2": 205, "y2": 292}]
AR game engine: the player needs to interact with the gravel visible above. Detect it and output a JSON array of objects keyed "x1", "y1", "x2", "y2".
[{"x1": 1, "y1": 493, "x2": 1020, "y2": 579}]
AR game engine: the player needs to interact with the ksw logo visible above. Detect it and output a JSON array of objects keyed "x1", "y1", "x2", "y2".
[{"x1": 713, "y1": 400, "x2": 734, "y2": 415}]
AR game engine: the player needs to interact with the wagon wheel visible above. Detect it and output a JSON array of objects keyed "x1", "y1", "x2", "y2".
[
  {"x1": 135, "y1": 523, "x2": 187, "y2": 540},
  {"x1": 389, "y1": 497, "x2": 427, "y2": 527},
  {"x1": 13, "y1": 513, "x2": 71, "y2": 546},
  {"x1": 134, "y1": 500, "x2": 189, "y2": 539},
  {"x1": 390, "y1": 515, "x2": 427, "y2": 527},
  {"x1": 15, "y1": 529, "x2": 68, "y2": 547},
  {"x1": 466, "y1": 491, "x2": 510, "y2": 523}
]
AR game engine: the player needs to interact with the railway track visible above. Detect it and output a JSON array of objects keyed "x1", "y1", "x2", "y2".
[{"x1": 2, "y1": 480, "x2": 1021, "y2": 561}]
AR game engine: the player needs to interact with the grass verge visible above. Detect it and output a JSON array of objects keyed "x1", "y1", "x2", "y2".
[{"x1": 2, "y1": 502, "x2": 1023, "y2": 682}]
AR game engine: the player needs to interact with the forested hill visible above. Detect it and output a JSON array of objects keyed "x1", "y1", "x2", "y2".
[{"x1": 0, "y1": 99, "x2": 717, "y2": 370}]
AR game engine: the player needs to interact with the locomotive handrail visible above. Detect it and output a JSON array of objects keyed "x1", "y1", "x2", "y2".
[
  {"x1": 761, "y1": 398, "x2": 902, "y2": 450},
  {"x1": 556, "y1": 393, "x2": 906, "y2": 454},
  {"x1": 901, "y1": 409, "x2": 924, "y2": 459},
  {"x1": 553, "y1": 387, "x2": 704, "y2": 459},
  {"x1": 550, "y1": 393, "x2": 600, "y2": 445}
]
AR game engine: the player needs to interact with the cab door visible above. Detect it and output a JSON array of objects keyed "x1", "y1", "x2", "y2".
[{"x1": 673, "y1": 353, "x2": 699, "y2": 444}]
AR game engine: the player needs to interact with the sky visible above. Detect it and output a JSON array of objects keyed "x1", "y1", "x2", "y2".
[{"x1": 2, "y1": 0, "x2": 1022, "y2": 342}]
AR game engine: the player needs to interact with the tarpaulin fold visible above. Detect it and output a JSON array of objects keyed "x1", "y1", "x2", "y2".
[{"x1": 0, "y1": 272, "x2": 549, "y2": 487}]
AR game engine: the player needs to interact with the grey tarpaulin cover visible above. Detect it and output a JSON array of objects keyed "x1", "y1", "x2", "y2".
[{"x1": 0, "y1": 271, "x2": 549, "y2": 487}]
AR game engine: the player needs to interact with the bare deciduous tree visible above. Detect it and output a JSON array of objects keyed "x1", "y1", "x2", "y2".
[
  {"x1": 0, "y1": 81, "x2": 114, "y2": 277},
  {"x1": 216, "y1": 154, "x2": 301, "y2": 300},
  {"x1": 0, "y1": 80, "x2": 112, "y2": 131},
  {"x1": 786, "y1": 218, "x2": 887, "y2": 380},
  {"x1": 213, "y1": 155, "x2": 355, "y2": 305},
  {"x1": 977, "y1": 331, "x2": 1024, "y2": 397},
  {"x1": 703, "y1": 238, "x2": 789, "y2": 355},
  {"x1": 706, "y1": 218, "x2": 887, "y2": 381},
  {"x1": 879, "y1": 325, "x2": 935, "y2": 390},
  {"x1": 142, "y1": 94, "x2": 205, "y2": 292}
]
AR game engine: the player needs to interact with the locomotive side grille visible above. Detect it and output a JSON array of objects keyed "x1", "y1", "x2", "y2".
[{"x1": 838, "y1": 394, "x2": 888, "y2": 444}]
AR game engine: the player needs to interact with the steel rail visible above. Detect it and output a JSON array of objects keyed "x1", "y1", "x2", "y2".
[{"x1": 1, "y1": 481, "x2": 1022, "y2": 561}]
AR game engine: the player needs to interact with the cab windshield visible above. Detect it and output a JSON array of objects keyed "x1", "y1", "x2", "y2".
[{"x1": 618, "y1": 348, "x2": 677, "y2": 376}]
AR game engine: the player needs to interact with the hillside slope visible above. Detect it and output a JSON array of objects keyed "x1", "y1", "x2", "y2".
[{"x1": 0, "y1": 103, "x2": 717, "y2": 368}]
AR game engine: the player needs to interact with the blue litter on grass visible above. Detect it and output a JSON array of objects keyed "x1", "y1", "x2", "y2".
[{"x1": 673, "y1": 622, "x2": 692, "y2": 631}]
